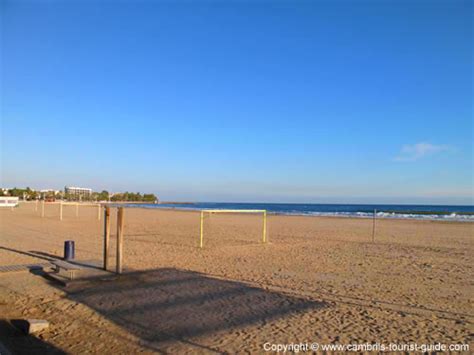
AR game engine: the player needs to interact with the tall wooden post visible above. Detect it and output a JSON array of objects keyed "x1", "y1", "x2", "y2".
[
  {"x1": 116, "y1": 207, "x2": 124, "y2": 274},
  {"x1": 59, "y1": 202, "x2": 63, "y2": 221},
  {"x1": 103, "y1": 207, "x2": 110, "y2": 270},
  {"x1": 41, "y1": 200, "x2": 45, "y2": 218}
]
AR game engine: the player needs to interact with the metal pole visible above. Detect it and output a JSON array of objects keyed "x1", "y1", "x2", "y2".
[
  {"x1": 41, "y1": 200, "x2": 45, "y2": 218},
  {"x1": 97, "y1": 204, "x2": 101, "y2": 220}
]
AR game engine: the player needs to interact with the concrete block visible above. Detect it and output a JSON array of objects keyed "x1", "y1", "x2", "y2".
[{"x1": 12, "y1": 319, "x2": 49, "y2": 334}]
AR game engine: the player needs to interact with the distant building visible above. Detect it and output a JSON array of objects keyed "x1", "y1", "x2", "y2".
[
  {"x1": 0, "y1": 196, "x2": 19, "y2": 207},
  {"x1": 65, "y1": 186, "x2": 92, "y2": 198}
]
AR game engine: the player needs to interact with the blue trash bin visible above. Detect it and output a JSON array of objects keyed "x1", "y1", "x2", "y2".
[{"x1": 64, "y1": 240, "x2": 75, "y2": 260}]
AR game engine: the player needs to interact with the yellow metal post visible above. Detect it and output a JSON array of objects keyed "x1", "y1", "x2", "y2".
[
  {"x1": 200, "y1": 211, "x2": 204, "y2": 248},
  {"x1": 263, "y1": 210, "x2": 267, "y2": 243}
]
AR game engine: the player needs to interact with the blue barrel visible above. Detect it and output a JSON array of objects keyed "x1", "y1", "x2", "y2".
[{"x1": 64, "y1": 240, "x2": 75, "y2": 260}]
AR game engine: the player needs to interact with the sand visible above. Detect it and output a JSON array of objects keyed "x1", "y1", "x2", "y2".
[{"x1": 0, "y1": 202, "x2": 473, "y2": 353}]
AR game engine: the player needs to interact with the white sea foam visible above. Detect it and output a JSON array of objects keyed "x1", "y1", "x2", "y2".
[
  {"x1": 279, "y1": 211, "x2": 474, "y2": 222},
  {"x1": 121, "y1": 204, "x2": 474, "y2": 222}
]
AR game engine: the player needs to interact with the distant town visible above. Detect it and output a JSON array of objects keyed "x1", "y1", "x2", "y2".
[{"x1": 0, "y1": 186, "x2": 158, "y2": 203}]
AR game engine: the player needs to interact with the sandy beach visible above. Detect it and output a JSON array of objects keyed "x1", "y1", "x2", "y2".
[{"x1": 0, "y1": 203, "x2": 473, "y2": 353}]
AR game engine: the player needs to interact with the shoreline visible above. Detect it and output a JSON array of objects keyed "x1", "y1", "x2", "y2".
[{"x1": 111, "y1": 204, "x2": 474, "y2": 223}]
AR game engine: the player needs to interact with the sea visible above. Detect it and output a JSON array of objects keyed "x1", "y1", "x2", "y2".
[{"x1": 119, "y1": 202, "x2": 474, "y2": 222}]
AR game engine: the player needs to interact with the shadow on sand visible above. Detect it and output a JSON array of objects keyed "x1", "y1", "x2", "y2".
[
  {"x1": 51, "y1": 268, "x2": 326, "y2": 352},
  {"x1": 0, "y1": 320, "x2": 66, "y2": 355}
]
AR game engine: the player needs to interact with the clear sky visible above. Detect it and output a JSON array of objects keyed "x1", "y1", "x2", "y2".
[{"x1": 1, "y1": 0, "x2": 473, "y2": 204}]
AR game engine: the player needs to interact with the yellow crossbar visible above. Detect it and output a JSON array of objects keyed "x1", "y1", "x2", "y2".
[{"x1": 203, "y1": 209, "x2": 266, "y2": 213}]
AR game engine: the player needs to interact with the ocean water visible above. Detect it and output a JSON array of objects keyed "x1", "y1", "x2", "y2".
[{"x1": 120, "y1": 202, "x2": 474, "y2": 222}]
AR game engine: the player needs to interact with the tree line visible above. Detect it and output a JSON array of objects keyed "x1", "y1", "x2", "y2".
[
  {"x1": 0, "y1": 187, "x2": 158, "y2": 203},
  {"x1": 109, "y1": 192, "x2": 157, "y2": 202}
]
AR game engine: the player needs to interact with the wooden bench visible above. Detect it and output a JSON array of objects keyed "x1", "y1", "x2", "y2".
[{"x1": 51, "y1": 260, "x2": 84, "y2": 280}]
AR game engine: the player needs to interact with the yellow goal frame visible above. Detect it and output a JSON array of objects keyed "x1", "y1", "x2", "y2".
[{"x1": 199, "y1": 209, "x2": 267, "y2": 248}]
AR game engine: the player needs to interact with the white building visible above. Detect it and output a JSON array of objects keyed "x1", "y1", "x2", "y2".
[
  {"x1": 65, "y1": 186, "x2": 92, "y2": 198},
  {"x1": 0, "y1": 196, "x2": 19, "y2": 208}
]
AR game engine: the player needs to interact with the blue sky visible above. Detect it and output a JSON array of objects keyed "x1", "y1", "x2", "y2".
[{"x1": 1, "y1": 0, "x2": 473, "y2": 204}]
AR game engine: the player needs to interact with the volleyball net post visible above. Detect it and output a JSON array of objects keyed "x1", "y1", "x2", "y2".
[{"x1": 199, "y1": 209, "x2": 268, "y2": 249}]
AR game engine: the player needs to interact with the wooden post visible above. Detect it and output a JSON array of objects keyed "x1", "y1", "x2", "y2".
[
  {"x1": 59, "y1": 202, "x2": 63, "y2": 221},
  {"x1": 103, "y1": 207, "x2": 110, "y2": 270},
  {"x1": 116, "y1": 207, "x2": 124, "y2": 274},
  {"x1": 372, "y1": 209, "x2": 376, "y2": 242},
  {"x1": 75, "y1": 203, "x2": 79, "y2": 217},
  {"x1": 41, "y1": 200, "x2": 45, "y2": 218}
]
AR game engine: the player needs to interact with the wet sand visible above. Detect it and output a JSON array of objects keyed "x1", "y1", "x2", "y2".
[{"x1": 0, "y1": 203, "x2": 473, "y2": 353}]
